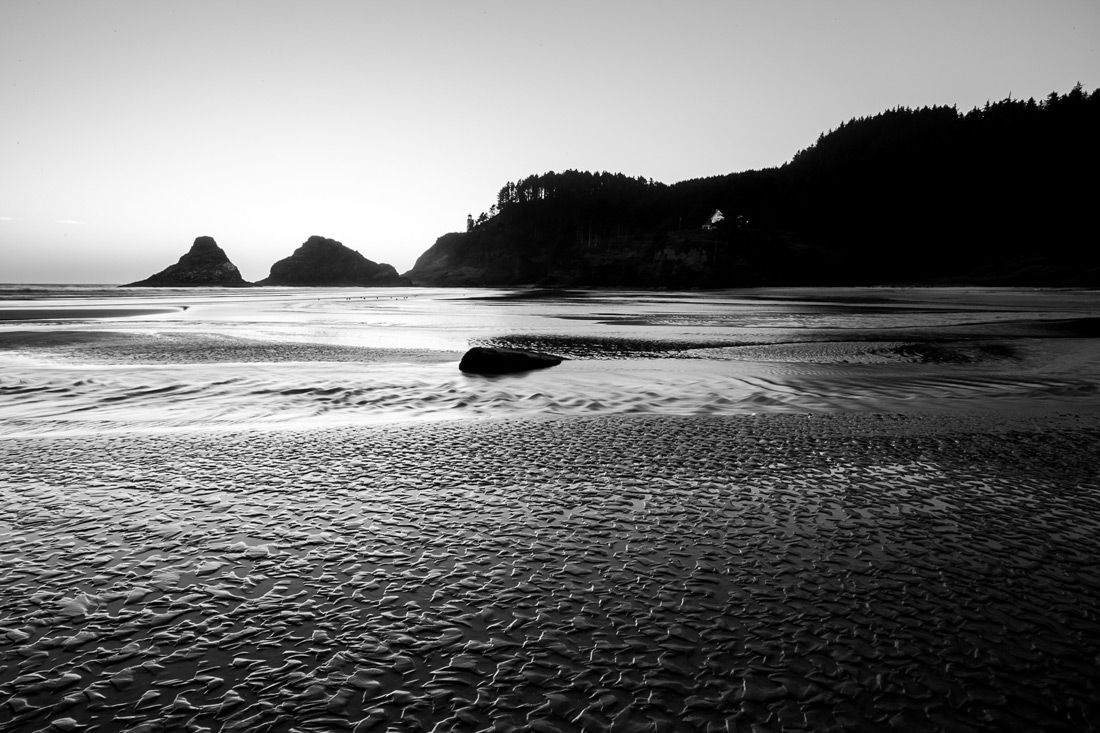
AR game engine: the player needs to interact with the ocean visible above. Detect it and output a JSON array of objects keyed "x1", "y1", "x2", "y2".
[{"x1": 3, "y1": 285, "x2": 1100, "y2": 437}]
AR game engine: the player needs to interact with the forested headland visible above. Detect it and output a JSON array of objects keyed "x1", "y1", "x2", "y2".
[{"x1": 406, "y1": 85, "x2": 1099, "y2": 287}]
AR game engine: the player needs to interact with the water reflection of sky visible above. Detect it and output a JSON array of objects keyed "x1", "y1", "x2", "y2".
[
  {"x1": 3, "y1": 286, "x2": 1099, "y2": 355},
  {"x1": 3, "y1": 285, "x2": 1099, "y2": 341},
  {"x1": 2, "y1": 286, "x2": 1099, "y2": 435}
]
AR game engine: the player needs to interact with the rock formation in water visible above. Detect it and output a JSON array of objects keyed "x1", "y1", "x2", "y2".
[
  {"x1": 458, "y1": 346, "x2": 563, "y2": 374},
  {"x1": 124, "y1": 236, "x2": 250, "y2": 287},
  {"x1": 259, "y1": 235, "x2": 409, "y2": 286}
]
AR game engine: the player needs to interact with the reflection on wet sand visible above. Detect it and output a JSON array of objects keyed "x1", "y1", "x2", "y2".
[{"x1": 0, "y1": 307, "x2": 183, "y2": 321}]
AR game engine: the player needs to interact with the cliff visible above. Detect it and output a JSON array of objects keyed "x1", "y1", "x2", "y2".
[
  {"x1": 405, "y1": 85, "x2": 1100, "y2": 288},
  {"x1": 123, "y1": 236, "x2": 250, "y2": 287},
  {"x1": 404, "y1": 226, "x2": 832, "y2": 288},
  {"x1": 259, "y1": 235, "x2": 409, "y2": 286}
]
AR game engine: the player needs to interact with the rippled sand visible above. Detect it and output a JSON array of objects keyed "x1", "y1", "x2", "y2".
[{"x1": 3, "y1": 413, "x2": 1099, "y2": 732}]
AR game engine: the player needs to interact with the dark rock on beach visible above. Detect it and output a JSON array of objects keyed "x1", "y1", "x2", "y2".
[
  {"x1": 123, "y1": 236, "x2": 250, "y2": 287},
  {"x1": 258, "y1": 235, "x2": 409, "y2": 286},
  {"x1": 459, "y1": 346, "x2": 563, "y2": 374}
]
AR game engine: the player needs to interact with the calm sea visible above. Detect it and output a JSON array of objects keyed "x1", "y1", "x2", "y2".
[{"x1": 2, "y1": 285, "x2": 1099, "y2": 437}]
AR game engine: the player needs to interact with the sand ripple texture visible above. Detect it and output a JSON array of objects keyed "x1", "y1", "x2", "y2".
[{"x1": 2, "y1": 413, "x2": 1099, "y2": 732}]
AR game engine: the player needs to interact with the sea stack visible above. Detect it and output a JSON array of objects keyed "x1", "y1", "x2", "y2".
[
  {"x1": 123, "y1": 236, "x2": 250, "y2": 287},
  {"x1": 258, "y1": 235, "x2": 409, "y2": 286}
]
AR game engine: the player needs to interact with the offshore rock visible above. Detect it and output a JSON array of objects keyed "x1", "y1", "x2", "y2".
[
  {"x1": 124, "y1": 236, "x2": 250, "y2": 287},
  {"x1": 258, "y1": 235, "x2": 409, "y2": 286},
  {"x1": 459, "y1": 346, "x2": 563, "y2": 374}
]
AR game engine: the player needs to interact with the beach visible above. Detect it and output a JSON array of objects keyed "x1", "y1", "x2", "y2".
[
  {"x1": 2, "y1": 287, "x2": 1100, "y2": 731},
  {"x1": 3, "y1": 414, "x2": 1100, "y2": 731}
]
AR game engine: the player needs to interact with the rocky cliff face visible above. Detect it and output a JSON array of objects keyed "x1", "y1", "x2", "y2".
[
  {"x1": 124, "y1": 236, "x2": 250, "y2": 287},
  {"x1": 402, "y1": 229, "x2": 780, "y2": 288},
  {"x1": 259, "y1": 236, "x2": 408, "y2": 286}
]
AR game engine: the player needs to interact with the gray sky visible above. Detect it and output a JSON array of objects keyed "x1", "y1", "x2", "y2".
[{"x1": 2, "y1": 0, "x2": 1097, "y2": 283}]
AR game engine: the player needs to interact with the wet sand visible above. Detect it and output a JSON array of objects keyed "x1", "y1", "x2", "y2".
[
  {"x1": 0, "y1": 307, "x2": 188, "y2": 322},
  {"x1": 0, "y1": 329, "x2": 457, "y2": 366},
  {"x1": 2, "y1": 413, "x2": 1099, "y2": 732}
]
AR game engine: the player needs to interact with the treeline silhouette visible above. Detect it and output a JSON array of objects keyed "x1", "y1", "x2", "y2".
[{"x1": 409, "y1": 85, "x2": 1099, "y2": 286}]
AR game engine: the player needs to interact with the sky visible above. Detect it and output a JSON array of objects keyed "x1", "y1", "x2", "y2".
[{"x1": 2, "y1": 1, "x2": 1098, "y2": 284}]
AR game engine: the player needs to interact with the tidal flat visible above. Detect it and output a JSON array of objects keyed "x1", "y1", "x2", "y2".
[{"x1": 1, "y1": 286, "x2": 1099, "y2": 731}]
